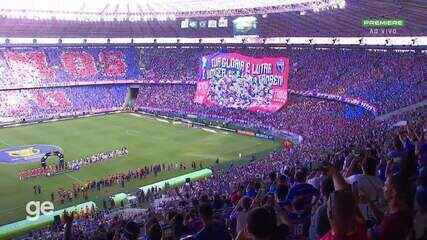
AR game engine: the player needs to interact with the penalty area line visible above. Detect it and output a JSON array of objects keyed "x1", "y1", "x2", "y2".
[{"x1": 125, "y1": 129, "x2": 141, "y2": 136}]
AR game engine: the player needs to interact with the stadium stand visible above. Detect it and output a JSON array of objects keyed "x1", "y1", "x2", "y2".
[
  {"x1": 0, "y1": 85, "x2": 127, "y2": 122},
  {"x1": 0, "y1": 46, "x2": 424, "y2": 115},
  {"x1": 137, "y1": 47, "x2": 425, "y2": 114},
  {"x1": 1, "y1": 45, "x2": 422, "y2": 239},
  {"x1": 0, "y1": 47, "x2": 140, "y2": 89}
]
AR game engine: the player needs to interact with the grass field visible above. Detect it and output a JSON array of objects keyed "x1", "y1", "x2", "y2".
[{"x1": 0, "y1": 113, "x2": 280, "y2": 225}]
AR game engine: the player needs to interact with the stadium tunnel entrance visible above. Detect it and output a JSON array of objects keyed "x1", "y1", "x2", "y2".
[{"x1": 125, "y1": 86, "x2": 139, "y2": 110}]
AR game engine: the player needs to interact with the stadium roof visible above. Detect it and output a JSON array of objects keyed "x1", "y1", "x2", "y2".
[
  {"x1": 0, "y1": 0, "x2": 424, "y2": 38},
  {"x1": 0, "y1": 0, "x2": 344, "y2": 21},
  {"x1": 0, "y1": 0, "x2": 336, "y2": 12}
]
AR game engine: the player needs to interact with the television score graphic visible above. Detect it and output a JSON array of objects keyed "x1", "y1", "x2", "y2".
[{"x1": 194, "y1": 52, "x2": 290, "y2": 112}]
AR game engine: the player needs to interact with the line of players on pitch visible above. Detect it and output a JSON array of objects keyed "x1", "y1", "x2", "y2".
[{"x1": 18, "y1": 147, "x2": 129, "y2": 180}]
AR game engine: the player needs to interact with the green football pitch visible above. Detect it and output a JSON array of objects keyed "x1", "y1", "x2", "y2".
[{"x1": 0, "y1": 113, "x2": 280, "y2": 225}]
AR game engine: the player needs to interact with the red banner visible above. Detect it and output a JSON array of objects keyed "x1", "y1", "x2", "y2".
[
  {"x1": 237, "y1": 130, "x2": 256, "y2": 136},
  {"x1": 194, "y1": 52, "x2": 290, "y2": 112}
]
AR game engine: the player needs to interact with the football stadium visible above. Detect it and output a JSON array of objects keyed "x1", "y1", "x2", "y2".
[{"x1": 0, "y1": 0, "x2": 425, "y2": 239}]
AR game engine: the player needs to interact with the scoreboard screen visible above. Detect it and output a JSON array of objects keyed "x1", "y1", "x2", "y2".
[{"x1": 233, "y1": 16, "x2": 258, "y2": 36}]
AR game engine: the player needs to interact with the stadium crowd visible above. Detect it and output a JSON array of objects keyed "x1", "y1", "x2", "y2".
[
  {"x1": 20, "y1": 113, "x2": 426, "y2": 240},
  {"x1": 0, "y1": 47, "x2": 140, "y2": 89},
  {"x1": 0, "y1": 85, "x2": 127, "y2": 122},
  {"x1": 135, "y1": 85, "x2": 374, "y2": 154},
  {"x1": 137, "y1": 47, "x2": 425, "y2": 114},
  {"x1": 0, "y1": 46, "x2": 424, "y2": 240},
  {"x1": 0, "y1": 47, "x2": 424, "y2": 123}
]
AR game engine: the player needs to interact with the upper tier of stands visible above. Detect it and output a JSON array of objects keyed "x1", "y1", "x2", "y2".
[
  {"x1": 0, "y1": 47, "x2": 141, "y2": 89},
  {"x1": 2, "y1": 46, "x2": 424, "y2": 114}
]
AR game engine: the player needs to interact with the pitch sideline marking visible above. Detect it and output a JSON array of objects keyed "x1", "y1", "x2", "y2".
[
  {"x1": 0, "y1": 139, "x2": 11, "y2": 147},
  {"x1": 64, "y1": 173, "x2": 84, "y2": 184},
  {"x1": 129, "y1": 113, "x2": 144, "y2": 118},
  {"x1": 201, "y1": 128, "x2": 217, "y2": 134}
]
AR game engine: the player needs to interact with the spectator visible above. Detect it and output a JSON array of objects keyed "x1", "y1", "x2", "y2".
[
  {"x1": 120, "y1": 221, "x2": 140, "y2": 240},
  {"x1": 147, "y1": 222, "x2": 163, "y2": 240},
  {"x1": 321, "y1": 190, "x2": 367, "y2": 240},
  {"x1": 365, "y1": 174, "x2": 412, "y2": 240},
  {"x1": 413, "y1": 172, "x2": 427, "y2": 240},
  {"x1": 275, "y1": 183, "x2": 289, "y2": 206},
  {"x1": 346, "y1": 155, "x2": 385, "y2": 226},
  {"x1": 243, "y1": 207, "x2": 283, "y2": 240},
  {"x1": 231, "y1": 196, "x2": 252, "y2": 234},
  {"x1": 347, "y1": 155, "x2": 383, "y2": 202},
  {"x1": 194, "y1": 203, "x2": 232, "y2": 240},
  {"x1": 310, "y1": 177, "x2": 334, "y2": 239}
]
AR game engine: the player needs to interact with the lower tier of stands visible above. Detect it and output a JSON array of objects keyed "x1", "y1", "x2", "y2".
[{"x1": 0, "y1": 85, "x2": 127, "y2": 122}]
